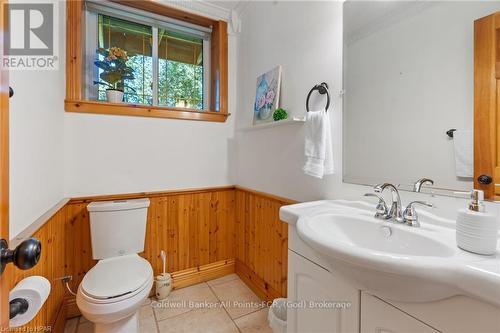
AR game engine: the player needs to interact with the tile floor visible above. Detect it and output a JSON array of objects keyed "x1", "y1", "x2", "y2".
[{"x1": 64, "y1": 274, "x2": 274, "y2": 333}]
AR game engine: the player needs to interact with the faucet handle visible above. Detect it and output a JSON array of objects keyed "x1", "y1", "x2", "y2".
[
  {"x1": 364, "y1": 193, "x2": 389, "y2": 219},
  {"x1": 403, "y1": 201, "x2": 433, "y2": 227}
]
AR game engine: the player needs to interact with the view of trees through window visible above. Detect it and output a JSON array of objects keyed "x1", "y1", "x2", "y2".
[
  {"x1": 97, "y1": 14, "x2": 204, "y2": 109},
  {"x1": 158, "y1": 28, "x2": 204, "y2": 109},
  {"x1": 158, "y1": 60, "x2": 203, "y2": 109}
]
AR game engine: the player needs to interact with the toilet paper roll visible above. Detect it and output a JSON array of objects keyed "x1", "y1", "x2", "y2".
[{"x1": 9, "y1": 276, "x2": 51, "y2": 327}]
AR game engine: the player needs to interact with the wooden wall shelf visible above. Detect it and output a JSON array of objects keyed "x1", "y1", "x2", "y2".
[{"x1": 65, "y1": 100, "x2": 230, "y2": 122}]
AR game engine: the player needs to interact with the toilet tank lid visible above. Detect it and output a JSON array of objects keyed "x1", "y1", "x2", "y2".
[{"x1": 87, "y1": 198, "x2": 150, "y2": 212}]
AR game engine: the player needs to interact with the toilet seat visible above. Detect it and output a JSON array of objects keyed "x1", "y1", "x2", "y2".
[{"x1": 80, "y1": 254, "x2": 152, "y2": 304}]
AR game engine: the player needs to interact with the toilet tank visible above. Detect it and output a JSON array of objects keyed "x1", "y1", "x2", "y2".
[{"x1": 87, "y1": 198, "x2": 150, "y2": 260}]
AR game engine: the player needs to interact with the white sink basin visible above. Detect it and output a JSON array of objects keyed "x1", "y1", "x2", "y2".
[
  {"x1": 306, "y1": 214, "x2": 455, "y2": 258},
  {"x1": 282, "y1": 200, "x2": 500, "y2": 306}
]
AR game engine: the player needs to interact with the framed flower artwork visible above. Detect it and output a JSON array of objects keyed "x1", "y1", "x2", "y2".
[{"x1": 253, "y1": 66, "x2": 282, "y2": 125}]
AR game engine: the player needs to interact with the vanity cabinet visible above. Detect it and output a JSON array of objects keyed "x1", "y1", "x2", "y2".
[
  {"x1": 287, "y1": 248, "x2": 437, "y2": 333},
  {"x1": 287, "y1": 224, "x2": 500, "y2": 333},
  {"x1": 287, "y1": 250, "x2": 360, "y2": 333},
  {"x1": 360, "y1": 293, "x2": 438, "y2": 333}
]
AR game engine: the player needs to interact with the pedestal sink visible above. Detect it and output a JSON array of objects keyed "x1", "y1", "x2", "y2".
[{"x1": 281, "y1": 200, "x2": 500, "y2": 306}]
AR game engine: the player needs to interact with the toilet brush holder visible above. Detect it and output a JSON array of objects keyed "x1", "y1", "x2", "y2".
[{"x1": 155, "y1": 273, "x2": 171, "y2": 300}]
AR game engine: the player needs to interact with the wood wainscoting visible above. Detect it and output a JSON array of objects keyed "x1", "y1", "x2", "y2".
[
  {"x1": 8, "y1": 185, "x2": 293, "y2": 329},
  {"x1": 9, "y1": 207, "x2": 68, "y2": 332},
  {"x1": 64, "y1": 186, "x2": 237, "y2": 318},
  {"x1": 235, "y1": 187, "x2": 295, "y2": 301},
  {"x1": 64, "y1": 186, "x2": 236, "y2": 295}
]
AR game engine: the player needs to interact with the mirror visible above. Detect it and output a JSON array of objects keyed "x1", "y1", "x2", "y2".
[{"x1": 343, "y1": 1, "x2": 500, "y2": 197}]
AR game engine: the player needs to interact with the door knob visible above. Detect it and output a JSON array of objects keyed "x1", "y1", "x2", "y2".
[
  {"x1": 478, "y1": 175, "x2": 493, "y2": 185},
  {"x1": 0, "y1": 238, "x2": 41, "y2": 275},
  {"x1": 9, "y1": 87, "x2": 13, "y2": 98}
]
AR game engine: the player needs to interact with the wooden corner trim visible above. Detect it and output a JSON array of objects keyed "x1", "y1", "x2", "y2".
[
  {"x1": 67, "y1": 185, "x2": 297, "y2": 206},
  {"x1": 68, "y1": 185, "x2": 237, "y2": 204},
  {"x1": 234, "y1": 186, "x2": 297, "y2": 205}
]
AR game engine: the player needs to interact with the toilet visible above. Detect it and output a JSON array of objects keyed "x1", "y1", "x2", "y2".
[{"x1": 76, "y1": 198, "x2": 153, "y2": 333}]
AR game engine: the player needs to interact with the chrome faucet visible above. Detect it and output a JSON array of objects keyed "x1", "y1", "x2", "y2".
[
  {"x1": 413, "y1": 178, "x2": 434, "y2": 192},
  {"x1": 374, "y1": 183, "x2": 404, "y2": 223}
]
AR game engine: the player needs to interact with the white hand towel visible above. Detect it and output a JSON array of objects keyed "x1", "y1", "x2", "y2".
[
  {"x1": 453, "y1": 130, "x2": 473, "y2": 178},
  {"x1": 303, "y1": 109, "x2": 334, "y2": 178}
]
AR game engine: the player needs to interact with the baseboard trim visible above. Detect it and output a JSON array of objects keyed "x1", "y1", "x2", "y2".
[
  {"x1": 235, "y1": 259, "x2": 282, "y2": 302},
  {"x1": 64, "y1": 258, "x2": 235, "y2": 319},
  {"x1": 172, "y1": 259, "x2": 235, "y2": 290}
]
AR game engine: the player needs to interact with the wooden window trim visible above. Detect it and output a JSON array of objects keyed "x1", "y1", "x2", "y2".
[
  {"x1": 65, "y1": 0, "x2": 229, "y2": 122},
  {"x1": 65, "y1": 100, "x2": 228, "y2": 122}
]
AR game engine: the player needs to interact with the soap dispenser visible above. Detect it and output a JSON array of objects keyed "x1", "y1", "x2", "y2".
[{"x1": 456, "y1": 189, "x2": 498, "y2": 255}]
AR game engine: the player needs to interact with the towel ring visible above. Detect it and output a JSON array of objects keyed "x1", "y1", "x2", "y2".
[{"x1": 306, "y1": 82, "x2": 330, "y2": 112}]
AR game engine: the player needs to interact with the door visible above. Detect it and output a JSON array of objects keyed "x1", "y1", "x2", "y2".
[
  {"x1": 287, "y1": 250, "x2": 360, "y2": 333},
  {"x1": 474, "y1": 11, "x2": 500, "y2": 199},
  {"x1": 0, "y1": 0, "x2": 9, "y2": 328}
]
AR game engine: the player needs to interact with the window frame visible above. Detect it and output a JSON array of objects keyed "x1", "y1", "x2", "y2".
[{"x1": 65, "y1": 0, "x2": 229, "y2": 122}]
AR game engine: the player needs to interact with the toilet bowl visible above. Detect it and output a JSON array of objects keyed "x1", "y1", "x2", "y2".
[
  {"x1": 77, "y1": 198, "x2": 152, "y2": 333},
  {"x1": 76, "y1": 254, "x2": 153, "y2": 333}
]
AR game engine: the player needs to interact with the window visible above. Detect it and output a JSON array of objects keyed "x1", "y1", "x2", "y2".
[
  {"x1": 95, "y1": 15, "x2": 153, "y2": 104},
  {"x1": 158, "y1": 29, "x2": 205, "y2": 109},
  {"x1": 85, "y1": 3, "x2": 210, "y2": 109},
  {"x1": 66, "y1": 0, "x2": 228, "y2": 122}
]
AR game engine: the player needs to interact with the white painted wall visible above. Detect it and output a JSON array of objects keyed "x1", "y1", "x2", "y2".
[
  {"x1": 63, "y1": 111, "x2": 235, "y2": 196},
  {"x1": 10, "y1": 0, "x2": 498, "y2": 240},
  {"x1": 232, "y1": 1, "x2": 497, "y2": 221},
  {"x1": 233, "y1": 1, "x2": 346, "y2": 202},
  {"x1": 344, "y1": 1, "x2": 500, "y2": 191},
  {"x1": 10, "y1": 1, "x2": 237, "y2": 238},
  {"x1": 9, "y1": 1, "x2": 66, "y2": 239}
]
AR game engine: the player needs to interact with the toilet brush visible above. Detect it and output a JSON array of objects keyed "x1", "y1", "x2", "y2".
[
  {"x1": 155, "y1": 250, "x2": 171, "y2": 300},
  {"x1": 160, "y1": 250, "x2": 166, "y2": 276}
]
